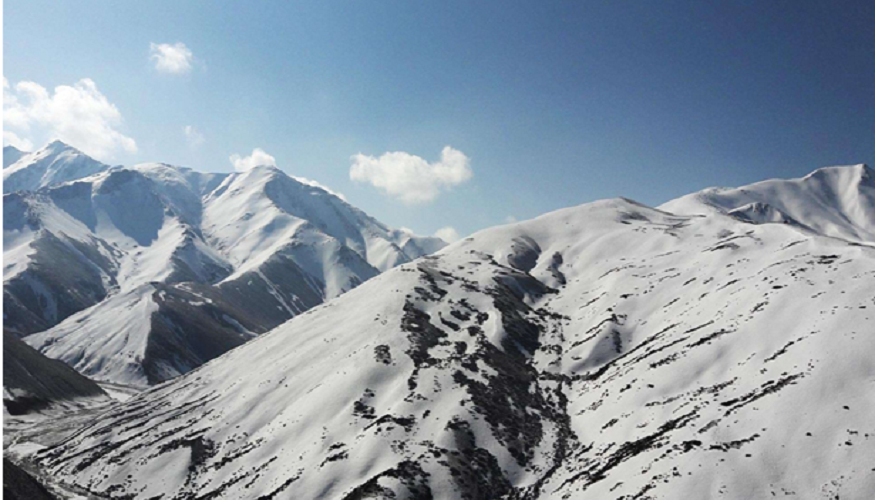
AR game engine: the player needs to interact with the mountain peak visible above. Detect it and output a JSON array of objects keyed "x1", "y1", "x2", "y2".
[
  {"x1": 3, "y1": 140, "x2": 108, "y2": 193},
  {"x1": 43, "y1": 139, "x2": 78, "y2": 153},
  {"x1": 803, "y1": 163, "x2": 872, "y2": 182},
  {"x1": 3, "y1": 145, "x2": 27, "y2": 168}
]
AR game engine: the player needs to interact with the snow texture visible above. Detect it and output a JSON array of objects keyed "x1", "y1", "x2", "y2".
[{"x1": 28, "y1": 165, "x2": 875, "y2": 498}]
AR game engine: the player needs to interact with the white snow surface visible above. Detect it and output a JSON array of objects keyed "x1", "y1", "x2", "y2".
[
  {"x1": 33, "y1": 171, "x2": 875, "y2": 498},
  {"x1": 26, "y1": 284, "x2": 160, "y2": 387}
]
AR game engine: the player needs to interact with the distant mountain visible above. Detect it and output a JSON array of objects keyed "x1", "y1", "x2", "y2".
[
  {"x1": 661, "y1": 164, "x2": 875, "y2": 244},
  {"x1": 3, "y1": 141, "x2": 110, "y2": 193},
  {"x1": 5, "y1": 141, "x2": 446, "y2": 386},
  {"x1": 3, "y1": 330, "x2": 108, "y2": 415},
  {"x1": 33, "y1": 166, "x2": 875, "y2": 498},
  {"x1": 3, "y1": 145, "x2": 27, "y2": 168}
]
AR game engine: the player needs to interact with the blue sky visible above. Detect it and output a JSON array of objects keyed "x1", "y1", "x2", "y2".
[{"x1": 5, "y1": 1, "x2": 875, "y2": 240}]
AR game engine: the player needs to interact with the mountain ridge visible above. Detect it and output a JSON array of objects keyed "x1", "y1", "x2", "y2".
[
  {"x1": 4, "y1": 141, "x2": 447, "y2": 386},
  {"x1": 660, "y1": 163, "x2": 875, "y2": 245}
]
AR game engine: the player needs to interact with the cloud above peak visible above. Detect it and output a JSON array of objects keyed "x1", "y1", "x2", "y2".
[
  {"x1": 3, "y1": 130, "x2": 33, "y2": 151},
  {"x1": 349, "y1": 146, "x2": 472, "y2": 204},
  {"x1": 150, "y1": 42, "x2": 194, "y2": 74},
  {"x1": 3, "y1": 77, "x2": 136, "y2": 160},
  {"x1": 434, "y1": 226, "x2": 461, "y2": 243},
  {"x1": 229, "y1": 148, "x2": 276, "y2": 171},
  {"x1": 184, "y1": 125, "x2": 205, "y2": 148}
]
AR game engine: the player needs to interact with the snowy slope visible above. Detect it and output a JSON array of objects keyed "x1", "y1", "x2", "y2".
[
  {"x1": 6, "y1": 141, "x2": 446, "y2": 385},
  {"x1": 661, "y1": 164, "x2": 875, "y2": 244},
  {"x1": 24, "y1": 282, "x2": 267, "y2": 387},
  {"x1": 3, "y1": 190, "x2": 120, "y2": 335},
  {"x1": 2, "y1": 141, "x2": 110, "y2": 193},
  {"x1": 204, "y1": 165, "x2": 443, "y2": 278},
  {"x1": 3, "y1": 167, "x2": 231, "y2": 336},
  {"x1": 33, "y1": 172, "x2": 875, "y2": 498}
]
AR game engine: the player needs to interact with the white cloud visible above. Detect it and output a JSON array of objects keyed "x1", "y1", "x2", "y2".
[
  {"x1": 184, "y1": 125, "x2": 205, "y2": 148},
  {"x1": 349, "y1": 146, "x2": 472, "y2": 204},
  {"x1": 229, "y1": 148, "x2": 276, "y2": 171},
  {"x1": 434, "y1": 226, "x2": 461, "y2": 243},
  {"x1": 504, "y1": 215, "x2": 518, "y2": 224},
  {"x1": 3, "y1": 130, "x2": 33, "y2": 151},
  {"x1": 3, "y1": 77, "x2": 137, "y2": 160},
  {"x1": 150, "y1": 42, "x2": 194, "y2": 74}
]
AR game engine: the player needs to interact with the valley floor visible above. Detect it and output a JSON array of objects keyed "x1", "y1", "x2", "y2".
[{"x1": 4, "y1": 384, "x2": 143, "y2": 499}]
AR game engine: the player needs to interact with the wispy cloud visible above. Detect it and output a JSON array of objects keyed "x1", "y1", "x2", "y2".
[
  {"x1": 434, "y1": 226, "x2": 461, "y2": 243},
  {"x1": 184, "y1": 125, "x2": 205, "y2": 148},
  {"x1": 3, "y1": 77, "x2": 136, "y2": 160},
  {"x1": 150, "y1": 42, "x2": 194, "y2": 74},
  {"x1": 349, "y1": 146, "x2": 472, "y2": 204},
  {"x1": 3, "y1": 130, "x2": 33, "y2": 151},
  {"x1": 229, "y1": 148, "x2": 276, "y2": 171}
]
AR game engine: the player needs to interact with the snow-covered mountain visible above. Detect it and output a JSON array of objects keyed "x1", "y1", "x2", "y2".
[
  {"x1": 4, "y1": 141, "x2": 446, "y2": 386},
  {"x1": 661, "y1": 164, "x2": 875, "y2": 244},
  {"x1": 30, "y1": 166, "x2": 875, "y2": 498},
  {"x1": 3, "y1": 141, "x2": 111, "y2": 193}
]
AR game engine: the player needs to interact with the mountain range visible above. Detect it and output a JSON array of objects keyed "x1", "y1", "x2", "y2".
[
  {"x1": 3, "y1": 141, "x2": 445, "y2": 387},
  {"x1": 4, "y1": 145, "x2": 873, "y2": 498}
]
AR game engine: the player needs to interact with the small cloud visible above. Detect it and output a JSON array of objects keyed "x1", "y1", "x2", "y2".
[
  {"x1": 349, "y1": 146, "x2": 472, "y2": 204},
  {"x1": 184, "y1": 125, "x2": 205, "y2": 148},
  {"x1": 150, "y1": 42, "x2": 194, "y2": 74},
  {"x1": 3, "y1": 130, "x2": 33, "y2": 151},
  {"x1": 504, "y1": 215, "x2": 518, "y2": 224},
  {"x1": 434, "y1": 226, "x2": 461, "y2": 243},
  {"x1": 3, "y1": 77, "x2": 136, "y2": 160},
  {"x1": 229, "y1": 148, "x2": 276, "y2": 172}
]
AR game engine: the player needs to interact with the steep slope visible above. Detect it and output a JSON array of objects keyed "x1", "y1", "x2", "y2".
[
  {"x1": 661, "y1": 163, "x2": 875, "y2": 244},
  {"x1": 3, "y1": 191, "x2": 119, "y2": 335},
  {"x1": 33, "y1": 193, "x2": 875, "y2": 498},
  {"x1": 3, "y1": 141, "x2": 110, "y2": 193},
  {"x1": 4, "y1": 145, "x2": 27, "y2": 168},
  {"x1": 204, "y1": 165, "x2": 443, "y2": 277},
  {"x1": 24, "y1": 282, "x2": 267, "y2": 387},
  {"x1": 204, "y1": 166, "x2": 382, "y2": 302},
  {"x1": 3, "y1": 167, "x2": 231, "y2": 336},
  {"x1": 3, "y1": 330, "x2": 109, "y2": 415}
]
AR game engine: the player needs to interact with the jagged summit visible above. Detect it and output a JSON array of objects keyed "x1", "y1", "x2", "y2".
[
  {"x1": 3, "y1": 140, "x2": 110, "y2": 193},
  {"x1": 5, "y1": 142, "x2": 447, "y2": 386}
]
